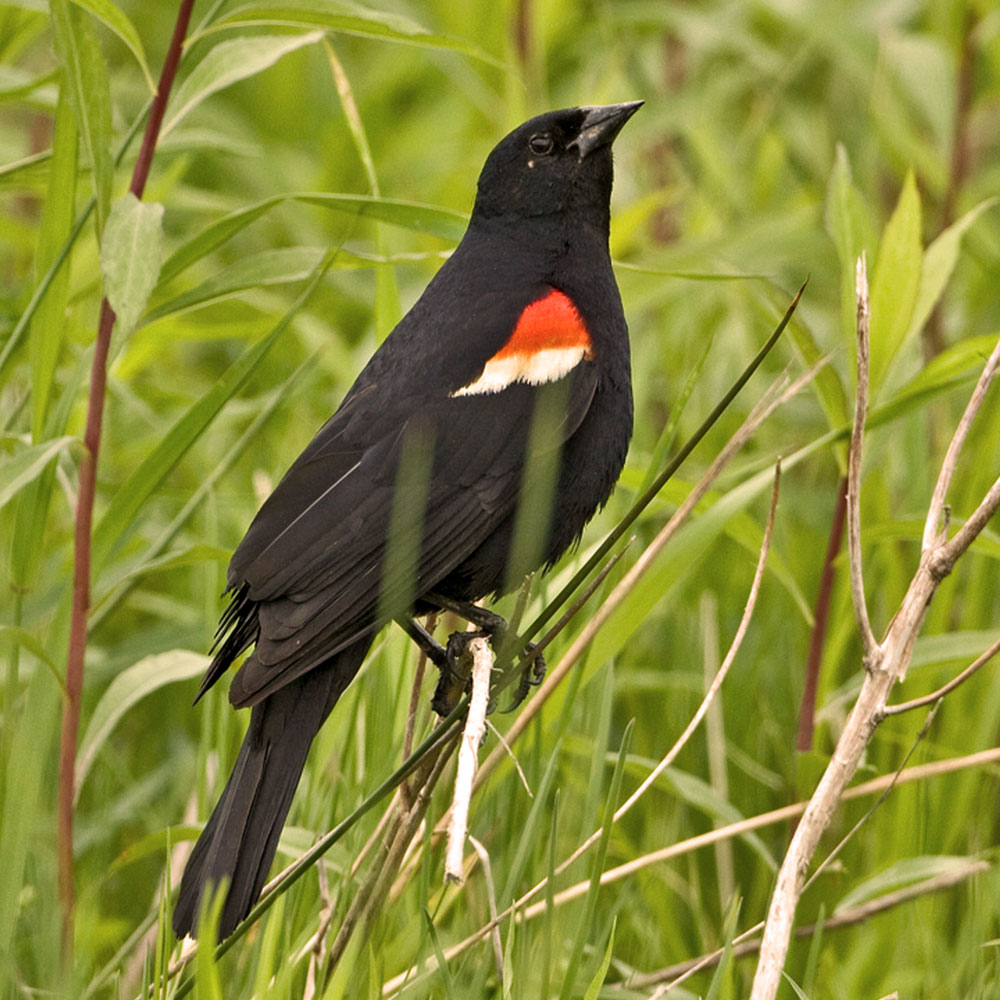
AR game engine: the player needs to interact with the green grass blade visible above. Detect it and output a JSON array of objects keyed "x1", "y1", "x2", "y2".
[
  {"x1": 162, "y1": 31, "x2": 324, "y2": 137},
  {"x1": 75, "y1": 650, "x2": 209, "y2": 799},
  {"x1": 50, "y1": 0, "x2": 112, "y2": 233},
  {"x1": 558, "y1": 719, "x2": 633, "y2": 1000},
  {"x1": 68, "y1": 0, "x2": 157, "y2": 92},
  {"x1": 29, "y1": 86, "x2": 77, "y2": 442},
  {"x1": 91, "y1": 250, "x2": 336, "y2": 571},
  {"x1": 0, "y1": 435, "x2": 77, "y2": 511}
]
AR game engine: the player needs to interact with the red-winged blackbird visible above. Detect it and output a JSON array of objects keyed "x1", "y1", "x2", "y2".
[{"x1": 172, "y1": 101, "x2": 641, "y2": 939}]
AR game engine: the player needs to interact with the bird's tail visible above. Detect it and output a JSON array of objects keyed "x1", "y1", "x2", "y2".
[{"x1": 172, "y1": 638, "x2": 371, "y2": 940}]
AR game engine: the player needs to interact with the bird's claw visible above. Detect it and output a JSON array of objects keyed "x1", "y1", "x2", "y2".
[
  {"x1": 502, "y1": 643, "x2": 546, "y2": 712},
  {"x1": 429, "y1": 626, "x2": 546, "y2": 717}
]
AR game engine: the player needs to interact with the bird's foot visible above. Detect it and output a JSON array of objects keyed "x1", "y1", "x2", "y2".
[
  {"x1": 501, "y1": 643, "x2": 546, "y2": 713},
  {"x1": 423, "y1": 593, "x2": 546, "y2": 713},
  {"x1": 430, "y1": 629, "x2": 497, "y2": 717}
]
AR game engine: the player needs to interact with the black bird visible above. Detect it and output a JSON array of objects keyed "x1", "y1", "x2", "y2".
[{"x1": 172, "y1": 101, "x2": 641, "y2": 939}]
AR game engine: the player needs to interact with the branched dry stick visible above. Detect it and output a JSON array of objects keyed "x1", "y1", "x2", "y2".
[{"x1": 749, "y1": 267, "x2": 1000, "y2": 1000}]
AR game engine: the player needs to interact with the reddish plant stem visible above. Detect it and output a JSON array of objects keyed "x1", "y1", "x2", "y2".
[
  {"x1": 923, "y1": 6, "x2": 978, "y2": 361},
  {"x1": 57, "y1": 0, "x2": 197, "y2": 962},
  {"x1": 796, "y1": 477, "x2": 848, "y2": 751}
]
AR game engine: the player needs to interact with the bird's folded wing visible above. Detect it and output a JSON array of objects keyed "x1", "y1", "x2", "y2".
[{"x1": 224, "y1": 369, "x2": 598, "y2": 707}]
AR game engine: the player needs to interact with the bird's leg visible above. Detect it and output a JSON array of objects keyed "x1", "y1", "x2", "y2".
[
  {"x1": 395, "y1": 616, "x2": 482, "y2": 717},
  {"x1": 424, "y1": 592, "x2": 546, "y2": 711},
  {"x1": 395, "y1": 616, "x2": 447, "y2": 668}
]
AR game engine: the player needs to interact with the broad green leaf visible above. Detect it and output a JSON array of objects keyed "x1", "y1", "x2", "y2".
[
  {"x1": 906, "y1": 197, "x2": 1000, "y2": 346},
  {"x1": 0, "y1": 436, "x2": 77, "y2": 511},
  {"x1": 95, "y1": 543, "x2": 230, "y2": 601},
  {"x1": 908, "y1": 629, "x2": 1000, "y2": 671},
  {"x1": 0, "y1": 66, "x2": 59, "y2": 103},
  {"x1": 100, "y1": 192, "x2": 164, "y2": 336},
  {"x1": 824, "y1": 144, "x2": 876, "y2": 348},
  {"x1": 158, "y1": 196, "x2": 284, "y2": 285},
  {"x1": 870, "y1": 170, "x2": 922, "y2": 390},
  {"x1": 68, "y1": 0, "x2": 156, "y2": 92},
  {"x1": 92, "y1": 251, "x2": 334, "y2": 569},
  {"x1": 147, "y1": 246, "x2": 325, "y2": 320},
  {"x1": 50, "y1": 0, "x2": 113, "y2": 233},
  {"x1": 297, "y1": 193, "x2": 467, "y2": 241},
  {"x1": 30, "y1": 87, "x2": 77, "y2": 441},
  {"x1": 873, "y1": 333, "x2": 997, "y2": 428},
  {"x1": 75, "y1": 650, "x2": 209, "y2": 798},
  {"x1": 162, "y1": 31, "x2": 324, "y2": 136},
  {"x1": 586, "y1": 459, "x2": 785, "y2": 671},
  {"x1": 200, "y1": 0, "x2": 500, "y2": 66},
  {"x1": 156, "y1": 194, "x2": 463, "y2": 291},
  {"x1": 783, "y1": 306, "x2": 849, "y2": 439},
  {"x1": 835, "y1": 856, "x2": 980, "y2": 913}
]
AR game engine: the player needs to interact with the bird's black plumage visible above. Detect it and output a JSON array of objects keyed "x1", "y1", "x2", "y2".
[{"x1": 173, "y1": 102, "x2": 641, "y2": 939}]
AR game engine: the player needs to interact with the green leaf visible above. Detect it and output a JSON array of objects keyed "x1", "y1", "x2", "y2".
[
  {"x1": 835, "y1": 856, "x2": 980, "y2": 913},
  {"x1": 157, "y1": 196, "x2": 284, "y2": 285},
  {"x1": 824, "y1": 144, "x2": 876, "y2": 348},
  {"x1": 162, "y1": 32, "x2": 324, "y2": 137},
  {"x1": 906, "y1": 197, "x2": 1000, "y2": 346},
  {"x1": 200, "y1": 0, "x2": 501, "y2": 66},
  {"x1": 30, "y1": 87, "x2": 78, "y2": 441},
  {"x1": 68, "y1": 0, "x2": 156, "y2": 92},
  {"x1": 75, "y1": 650, "x2": 209, "y2": 798},
  {"x1": 147, "y1": 247, "x2": 325, "y2": 320},
  {"x1": 0, "y1": 669, "x2": 61, "y2": 975},
  {"x1": 297, "y1": 193, "x2": 467, "y2": 242},
  {"x1": 91, "y1": 251, "x2": 335, "y2": 570},
  {"x1": 156, "y1": 193, "x2": 465, "y2": 293},
  {"x1": 0, "y1": 436, "x2": 77, "y2": 511},
  {"x1": 870, "y1": 170, "x2": 922, "y2": 390},
  {"x1": 582, "y1": 917, "x2": 616, "y2": 1000},
  {"x1": 100, "y1": 193, "x2": 164, "y2": 336},
  {"x1": 50, "y1": 0, "x2": 113, "y2": 233}
]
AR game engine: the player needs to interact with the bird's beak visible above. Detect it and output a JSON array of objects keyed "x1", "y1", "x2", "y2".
[{"x1": 570, "y1": 101, "x2": 644, "y2": 159}]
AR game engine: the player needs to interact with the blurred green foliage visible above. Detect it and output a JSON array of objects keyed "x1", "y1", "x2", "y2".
[{"x1": 2, "y1": 0, "x2": 1000, "y2": 997}]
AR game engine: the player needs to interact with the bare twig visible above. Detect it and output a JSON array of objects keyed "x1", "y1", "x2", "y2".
[
  {"x1": 749, "y1": 290, "x2": 1000, "y2": 997},
  {"x1": 883, "y1": 635, "x2": 1000, "y2": 717},
  {"x1": 922, "y1": 337, "x2": 1000, "y2": 550},
  {"x1": 445, "y1": 637, "x2": 493, "y2": 883},
  {"x1": 846, "y1": 253, "x2": 877, "y2": 657},
  {"x1": 58, "y1": 0, "x2": 196, "y2": 960}
]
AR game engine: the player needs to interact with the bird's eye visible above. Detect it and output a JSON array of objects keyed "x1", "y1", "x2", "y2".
[{"x1": 528, "y1": 133, "x2": 554, "y2": 155}]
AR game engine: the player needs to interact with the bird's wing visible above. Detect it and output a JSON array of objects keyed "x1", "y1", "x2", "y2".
[{"x1": 224, "y1": 367, "x2": 598, "y2": 708}]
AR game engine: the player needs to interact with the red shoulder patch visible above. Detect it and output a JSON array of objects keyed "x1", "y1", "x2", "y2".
[
  {"x1": 451, "y1": 288, "x2": 593, "y2": 397},
  {"x1": 497, "y1": 289, "x2": 593, "y2": 360}
]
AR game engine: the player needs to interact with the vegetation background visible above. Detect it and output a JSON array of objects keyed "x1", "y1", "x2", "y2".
[{"x1": 2, "y1": 0, "x2": 999, "y2": 996}]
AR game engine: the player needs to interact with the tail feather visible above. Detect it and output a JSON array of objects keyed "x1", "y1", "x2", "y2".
[{"x1": 173, "y1": 638, "x2": 371, "y2": 940}]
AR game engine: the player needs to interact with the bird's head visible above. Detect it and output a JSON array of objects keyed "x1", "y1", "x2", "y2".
[{"x1": 471, "y1": 102, "x2": 643, "y2": 229}]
